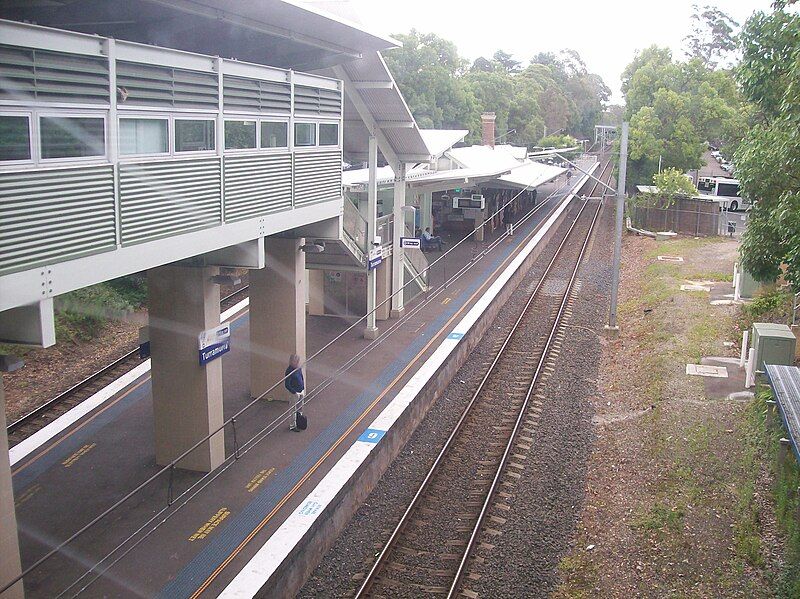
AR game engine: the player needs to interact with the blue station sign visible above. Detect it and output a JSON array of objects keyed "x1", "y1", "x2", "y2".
[{"x1": 198, "y1": 322, "x2": 231, "y2": 365}]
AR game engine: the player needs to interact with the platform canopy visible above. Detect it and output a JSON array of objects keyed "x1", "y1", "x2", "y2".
[
  {"x1": 0, "y1": 0, "x2": 398, "y2": 70},
  {"x1": 342, "y1": 161, "x2": 512, "y2": 194},
  {"x1": 420, "y1": 129, "x2": 469, "y2": 159},
  {"x1": 446, "y1": 144, "x2": 565, "y2": 191}
]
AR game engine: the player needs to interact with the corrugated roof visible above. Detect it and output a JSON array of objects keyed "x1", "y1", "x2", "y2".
[
  {"x1": 447, "y1": 145, "x2": 522, "y2": 172},
  {"x1": 342, "y1": 162, "x2": 512, "y2": 190},
  {"x1": 421, "y1": 129, "x2": 469, "y2": 158},
  {"x1": 319, "y1": 51, "x2": 431, "y2": 163},
  {"x1": 1, "y1": 1, "x2": 400, "y2": 69},
  {"x1": 498, "y1": 161, "x2": 565, "y2": 189}
]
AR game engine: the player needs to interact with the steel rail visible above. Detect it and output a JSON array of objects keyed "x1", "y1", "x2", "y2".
[
  {"x1": 355, "y1": 191, "x2": 603, "y2": 598},
  {"x1": 447, "y1": 198, "x2": 604, "y2": 599},
  {"x1": 6, "y1": 284, "x2": 250, "y2": 436}
]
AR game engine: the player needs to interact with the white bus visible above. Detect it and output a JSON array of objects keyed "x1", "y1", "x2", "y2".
[{"x1": 696, "y1": 176, "x2": 750, "y2": 211}]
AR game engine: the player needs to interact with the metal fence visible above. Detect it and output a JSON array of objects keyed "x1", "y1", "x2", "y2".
[{"x1": 628, "y1": 204, "x2": 747, "y2": 239}]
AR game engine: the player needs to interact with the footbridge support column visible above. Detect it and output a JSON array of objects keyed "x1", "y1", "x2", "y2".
[
  {"x1": 148, "y1": 265, "x2": 225, "y2": 473},
  {"x1": 0, "y1": 377, "x2": 24, "y2": 599},
  {"x1": 250, "y1": 238, "x2": 306, "y2": 402}
]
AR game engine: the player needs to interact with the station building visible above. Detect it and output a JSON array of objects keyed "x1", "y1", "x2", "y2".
[{"x1": 0, "y1": 2, "x2": 563, "y2": 595}]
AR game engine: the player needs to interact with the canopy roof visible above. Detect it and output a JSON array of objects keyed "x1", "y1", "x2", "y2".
[
  {"x1": 324, "y1": 51, "x2": 431, "y2": 164},
  {"x1": 342, "y1": 162, "x2": 512, "y2": 192},
  {"x1": 0, "y1": 0, "x2": 398, "y2": 70},
  {"x1": 496, "y1": 161, "x2": 565, "y2": 190},
  {"x1": 421, "y1": 130, "x2": 469, "y2": 158}
]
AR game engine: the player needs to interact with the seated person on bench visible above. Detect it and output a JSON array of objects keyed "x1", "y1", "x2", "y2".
[{"x1": 420, "y1": 227, "x2": 444, "y2": 251}]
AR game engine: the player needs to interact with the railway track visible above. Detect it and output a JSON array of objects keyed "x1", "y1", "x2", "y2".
[
  {"x1": 6, "y1": 284, "x2": 250, "y2": 448},
  {"x1": 355, "y1": 173, "x2": 608, "y2": 598}
]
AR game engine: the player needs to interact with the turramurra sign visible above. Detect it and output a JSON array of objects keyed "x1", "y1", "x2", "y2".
[{"x1": 198, "y1": 322, "x2": 231, "y2": 365}]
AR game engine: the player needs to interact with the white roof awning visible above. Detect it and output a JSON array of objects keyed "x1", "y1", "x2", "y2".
[
  {"x1": 497, "y1": 161, "x2": 565, "y2": 190},
  {"x1": 421, "y1": 129, "x2": 469, "y2": 158}
]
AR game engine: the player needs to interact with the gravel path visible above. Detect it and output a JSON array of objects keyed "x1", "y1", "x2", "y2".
[{"x1": 299, "y1": 195, "x2": 612, "y2": 598}]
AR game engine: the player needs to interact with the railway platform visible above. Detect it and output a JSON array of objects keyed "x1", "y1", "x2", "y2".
[{"x1": 9, "y1": 170, "x2": 596, "y2": 599}]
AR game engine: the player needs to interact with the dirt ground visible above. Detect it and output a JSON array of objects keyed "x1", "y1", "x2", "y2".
[
  {"x1": 554, "y1": 233, "x2": 783, "y2": 597},
  {"x1": 1, "y1": 317, "x2": 141, "y2": 423}
]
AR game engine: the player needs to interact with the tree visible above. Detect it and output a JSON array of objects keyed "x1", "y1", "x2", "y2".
[
  {"x1": 621, "y1": 43, "x2": 743, "y2": 188},
  {"x1": 382, "y1": 30, "x2": 476, "y2": 130},
  {"x1": 734, "y1": 7, "x2": 800, "y2": 285},
  {"x1": 492, "y1": 50, "x2": 521, "y2": 74},
  {"x1": 383, "y1": 33, "x2": 609, "y2": 149},
  {"x1": 683, "y1": 4, "x2": 739, "y2": 68},
  {"x1": 653, "y1": 167, "x2": 697, "y2": 198}
]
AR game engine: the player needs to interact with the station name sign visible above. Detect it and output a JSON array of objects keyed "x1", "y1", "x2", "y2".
[
  {"x1": 198, "y1": 322, "x2": 231, "y2": 365},
  {"x1": 368, "y1": 246, "x2": 383, "y2": 270},
  {"x1": 400, "y1": 237, "x2": 421, "y2": 249}
]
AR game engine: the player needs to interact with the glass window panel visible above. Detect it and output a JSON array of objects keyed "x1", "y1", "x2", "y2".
[
  {"x1": 225, "y1": 120, "x2": 256, "y2": 150},
  {"x1": 319, "y1": 123, "x2": 338, "y2": 146},
  {"x1": 119, "y1": 118, "x2": 168, "y2": 155},
  {"x1": 0, "y1": 115, "x2": 31, "y2": 161},
  {"x1": 175, "y1": 119, "x2": 215, "y2": 152},
  {"x1": 294, "y1": 122, "x2": 316, "y2": 147},
  {"x1": 260, "y1": 121, "x2": 288, "y2": 148},
  {"x1": 40, "y1": 116, "x2": 105, "y2": 159}
]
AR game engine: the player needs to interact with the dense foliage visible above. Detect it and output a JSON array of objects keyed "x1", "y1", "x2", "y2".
[
  {"x1": 734, "y1": 6, "x2": 800, "y2": 285},
  {"x1": 620, "y1": 43, "x2": 746, "y2": 190},
  {"x1": 653, "y1": 167, "x2": 697, "y2": 198},
  {"x1": 382, "y1": 31, "x2": 610, "y2": 147}
]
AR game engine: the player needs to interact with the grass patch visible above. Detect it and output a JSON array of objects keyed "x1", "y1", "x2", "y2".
[
  {"x1": 55, "y1": 275, "x2": 147, "y2": 342},
  {"x1": 632, "y1": 502, "x2": 686, "y2": 533},
  {"x1": 740, "y1": 288, "x2": 793, "y2": 329},
  {"x1": 688, "y1": 270, "x2": 734, "y2": 283},
  {"x1": 745, "y1": 388, "x2": 800, "y2": 596}
]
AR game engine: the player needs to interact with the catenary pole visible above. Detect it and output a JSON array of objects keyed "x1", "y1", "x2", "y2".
[{"x1": 606, "y1": 121, "x2": 629, "y2": 332}]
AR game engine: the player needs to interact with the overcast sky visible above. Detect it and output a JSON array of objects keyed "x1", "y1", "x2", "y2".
[{"x1": 346, "y1": 0, "x2": 773, "y2": 103}]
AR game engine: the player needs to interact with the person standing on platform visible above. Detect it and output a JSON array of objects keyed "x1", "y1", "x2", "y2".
[
  {"x1": 503, "y1": 204, "x2": 515, "y2": 236},
  {"x1": 285, "y1": 354, "x2": 306, "y2": 431}
]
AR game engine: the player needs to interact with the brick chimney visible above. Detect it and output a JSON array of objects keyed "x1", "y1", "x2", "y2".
[{"x1": 481, "y1": 112, "x2": 496, "y2": 148}]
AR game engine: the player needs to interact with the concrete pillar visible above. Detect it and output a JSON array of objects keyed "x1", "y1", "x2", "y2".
[
  {"x1": 365, "y1": 135, "x2": 379, "y2": 340},
  {"x1": 391, "y1": 163, "x2": 407, "y2": 318},
  {"x1": 149, "y1": 265, "x2": 224, "y2": 472},
  {"x1": 0, "y1": 377, "x2": 24, "y2": 599},
  {"x1": 779, "y1": 438, "x2": 791, "y2": 469},
  {"x1": 474, "y1": 207, "x2": 485, "y2": 242},
  {"x1": 250, "y1": 238, "x2": 306, "y2": 402},
  {"x1": 376, "y1": 257, "x2": 391, "y2": 321},
  {"x1": 308, "y1": 270, "x2": 325, "y2": 317},
  {"x1": 420, "y1": 192, "x2": 433, "y2": 232}
]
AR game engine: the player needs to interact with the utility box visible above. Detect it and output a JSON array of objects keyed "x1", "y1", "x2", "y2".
[
  {"x1": 737, "y1": 268, "x2": 762, "y2": 299},
  {"x1": 752, "y1": 322, "x2": 796, "y2": 371}
]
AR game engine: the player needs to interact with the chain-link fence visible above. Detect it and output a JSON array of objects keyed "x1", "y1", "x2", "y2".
[{"x1": 628, "y1": 201, "x2": 748, "y2": 239}]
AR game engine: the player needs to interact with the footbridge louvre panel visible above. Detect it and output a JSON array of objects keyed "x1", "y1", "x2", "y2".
[
  {"x1": 0, "y1": 43, "x2": 110, "y2": 104},
  {"x1": 118, "y1": 158, "x2": 222, "y2": 245},
  {"x1": 293, "y1": 150, "x2": 342, "y2": 207},
  {"x1": 0, "y1": 165, "x2": 116, "y2": 275},
  {"x1": 223, "y1": 154, "x2": 293, "y2": 221}
]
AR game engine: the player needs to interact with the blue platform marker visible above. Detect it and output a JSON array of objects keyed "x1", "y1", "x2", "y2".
[
  {"x1": 447, "y1": 332, "x2": 464, "y2": 340},
  {"x1": 358, "y1": 429, "x2": 385, "y2": 444}
]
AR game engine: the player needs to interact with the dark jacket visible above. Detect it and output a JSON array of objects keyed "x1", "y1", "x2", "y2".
[{"x1": 285, "y1": 366, "x2": 304, "y2": 394}]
